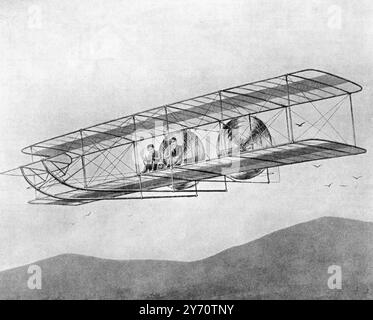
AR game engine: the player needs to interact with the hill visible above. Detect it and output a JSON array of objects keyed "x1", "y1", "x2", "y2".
[{"x1": 0, "y1": 216, "x2": 372, "y2": 299}]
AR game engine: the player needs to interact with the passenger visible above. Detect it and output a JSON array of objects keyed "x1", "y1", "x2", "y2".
[
  {"x1": 164, "y1": 137, "x2": 183, "y2": 167},
  {"x1": 141, "y1": 144, "x2": 160, "y2": 173}
]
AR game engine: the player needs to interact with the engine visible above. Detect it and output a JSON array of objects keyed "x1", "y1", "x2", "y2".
[{"x1": 216, "y1": 116, "x2": 272, "y2": 180}]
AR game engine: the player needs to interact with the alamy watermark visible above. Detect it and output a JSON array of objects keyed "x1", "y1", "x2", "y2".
[
  {"x1": 327, "y1": 265, "x2": 342, "y2": 290},
  {"x1": 24, "y1": 263, "x2": 343, "y2": 292},
  {"x1": 27, "y1": 264, "x2": 42, "y2": 290},
  {"x1": 27, "y1": 5, "x2": 43, "y2": 30},
  {"x1": 327, "y1": 5, "x2": 342, "y2": 30}
]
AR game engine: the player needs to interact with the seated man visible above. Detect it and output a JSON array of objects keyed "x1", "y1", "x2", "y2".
[
  {"x1": 164, "y1": 137, "x2": 183, "y2": 167},
  {"x1": 141, "y1": 144, "x2": 160, "y2": 173}
]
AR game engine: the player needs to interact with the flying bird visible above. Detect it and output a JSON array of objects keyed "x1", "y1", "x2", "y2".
[
  {"x1": 324, "y1": 183, "x2": 332, "y2": 188},
  {"x1": 353, "y1": 175, "x2": 362, "y2": 180},
  {"x1": 313, "y1": 164, "x2": 322, "y2": 168},
  {"x1": 296, "y1": 121, "x2": 306, "y2": 127},
  {"x1": 85, "y1": 212, "x2": 92, "y2": 217}
]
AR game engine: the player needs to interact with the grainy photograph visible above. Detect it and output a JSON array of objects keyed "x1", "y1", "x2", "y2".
[{"x1": 0, "y1": 0, "x2": 372, "y2": 304}]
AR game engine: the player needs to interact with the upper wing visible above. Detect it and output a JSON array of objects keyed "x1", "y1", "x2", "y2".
[{"x1": 22, "y1": 69, "x2": 362, "y2": 158}]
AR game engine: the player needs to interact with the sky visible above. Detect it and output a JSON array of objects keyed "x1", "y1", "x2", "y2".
[{"x1": 0, "y1": 0, "x2": 372, "y2": 271}]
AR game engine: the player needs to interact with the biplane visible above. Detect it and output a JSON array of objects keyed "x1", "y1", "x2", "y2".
[{"x1": 0, "y1": 69, "x2": 366, "y2": 206}]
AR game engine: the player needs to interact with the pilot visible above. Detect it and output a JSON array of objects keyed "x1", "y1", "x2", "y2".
[
  {"x1": 164, "y1": 137, "x2": 183, "y2": 167},
  {"x1": 141, "y1": 144, "x2": 160, "y2": 173}
]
